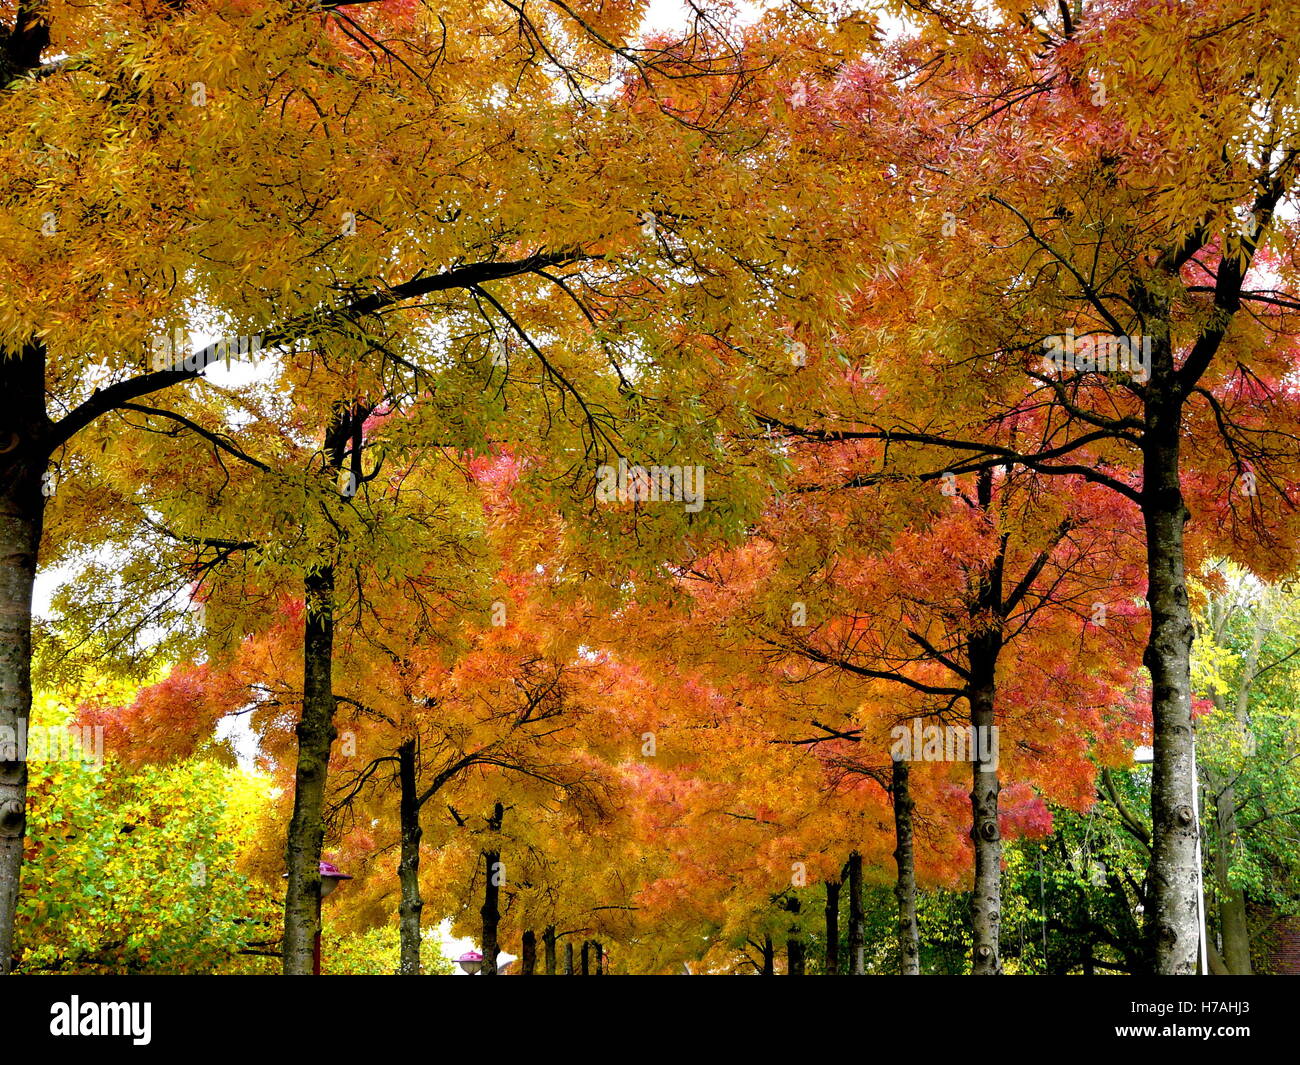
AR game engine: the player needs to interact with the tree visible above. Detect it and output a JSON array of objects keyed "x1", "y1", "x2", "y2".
[{"x1": 0, "y1": 0, "x2": 868, "y2": 970}]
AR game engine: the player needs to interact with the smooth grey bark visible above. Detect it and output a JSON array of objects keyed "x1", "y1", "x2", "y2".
[
  {"x1": 892, "y1": 757, "x2": 920, "y2": 975},
  {"x1": 824, "y1": 879, "x2": 840, "y2": 974},
  {"x1": 397, "y1": 738, "x2": 424, "y2": 975},
  {"x1": 0, "y1": 342, "x2": 49, "y2": 974}
]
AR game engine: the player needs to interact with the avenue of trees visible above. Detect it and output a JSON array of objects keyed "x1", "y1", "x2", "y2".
[{"x1": 2, "y1": 0, "x2": 1299, "y2": 975}]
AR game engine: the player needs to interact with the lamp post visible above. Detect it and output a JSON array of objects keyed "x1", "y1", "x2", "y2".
[
  {"x1": 315, "y1": 860, "x2": 353, "y2": 976},
  {"x1": 457, "y1": 948, "x2": 513, "y2": 974},
  {"x1": 1134, "y1": 743, "x2": 1207, "y2": 974}
]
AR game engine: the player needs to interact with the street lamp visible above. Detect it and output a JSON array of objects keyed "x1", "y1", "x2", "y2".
[
  {"x1": 456, "y1": 949, "x2": 514, "y2": 974},
  {"x1": 282, "y1": 860, "x2": 353, "y2": 974},
  {"x1": 1134, "y1": 743, "x2": 1207, "y2": 974},
  {"x1": 315, "y1": 860, "x2": 352, "y2": 975}
]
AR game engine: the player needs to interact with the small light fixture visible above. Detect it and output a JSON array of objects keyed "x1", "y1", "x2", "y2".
[
  {"x1": 458, "y1": 950, "x2": 484, "y2": 975},
  {"x1": 319, "y1": 860, "x2": 353, "y2": 899}
]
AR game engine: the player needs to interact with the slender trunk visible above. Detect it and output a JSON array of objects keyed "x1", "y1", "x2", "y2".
[
  {"x1": 824, "y1": 879, "x2": 840, "y2": 974},
  {"x1": 761, "y1": 934, "x2": 774, "y2": 975},
  {"x1": 893, "y1": 757, "x2": 920, "y2": 975},
  {"x1": 0, "y1": 342, "x2": 49, "y2": 975},
  {"x1": 594, "y1": 941, "x2": 604, "y2": 975},
  {"x1": 1214, "y1": 786, "x2": 1252, "y2": 974},
  {"x1": 283, "y1": 565, "x2": 336, "y2": 975},
  {"x1": 565, "y1": 941, "x2": 574, "y2": 974},
  {"x1": 521, "y1": 929, "x2": 536, "y2": 975},
  {"x1": 847, "y1": 851, "x2": 865, "y2": 974},
  {"x1": 785, "y1": 897, "x2": 804, "y2": 975},
  {"x1": 283, "y1": 406, "x2": 361, "y2": 975},
  {"x1": 967, "y1": 469, "x2": 1005, "y2": 976},
  {"x1": 581, "y1": 940, "x2": 590, "y2": 975},
  {"x1": 968, "y1": 665, "x2": 1002, "y2": 975},
  {"x1": 544, "y1": 925, "x2": 557, "y2": 974},
  {"x1": 397, "y1": 738, "x2": 423, "y2": 975},
  {"x1": 1141, "y1": 391, "x2": 1200, "y2": 975},
  {"x1": 481, "y1": 801, "x2": 504, "y2": 976}
]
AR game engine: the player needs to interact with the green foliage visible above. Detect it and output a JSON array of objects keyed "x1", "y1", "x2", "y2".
[
  {"x1": 16, "y1": 699, "x2": 273, "y2": 974},
  {"x1": 321, "y1": 925, "x2": 454, "y2": 976}
]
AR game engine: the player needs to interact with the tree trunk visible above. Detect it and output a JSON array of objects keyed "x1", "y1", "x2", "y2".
[
  {"x1": 521, "y1": 929, "x2": 536, "y2": 975},
  {"x1": 824, "y1": 879, "x2": 840, "y2": 974},
  {"x1": 0, "y1": 342, "x2": 49, "y2": 975},
  {"x1": 397, "y1": 738, "x2": 423, "y2": 975},
  {"x1": 785, "y1": 897, "x2": 804, "y2": 975},
  {"x1": 847, "y1": 851, "x2": 865, "y2": 974},
  {"x1": 544, "y1": 925, "x2": 557, "y2": 974},
  {"x1": 1141, "y1": 392, "x2": 1200, "y2": 975},
  {"x1": 761, "y1": 934, "x2": 774, "y2": 975},
  {"x1": 565, "y1": 941, "x2": 574, "y2": 974},
  {"x1": 480, "y1": 801, "x2": 505, "y2": 976},
  {"x1": 968, "y1": 671, "x2": 1002, "y2": 975},
  {"x1": 282, "y1": 565, "x2": 337, "y2": 975},
  {"x1": 893, "y1": 756, "x2": 920, "y2": 975},
  {"x1": 581, "y1": 940, "x2": 590, "y2": 975},
  {"x1": 967, "y1": 470, "x2": 1005, "y2": 976},
  {"x1": 1214, "y1": 787, "x2": 1251, "y2": 974}
]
